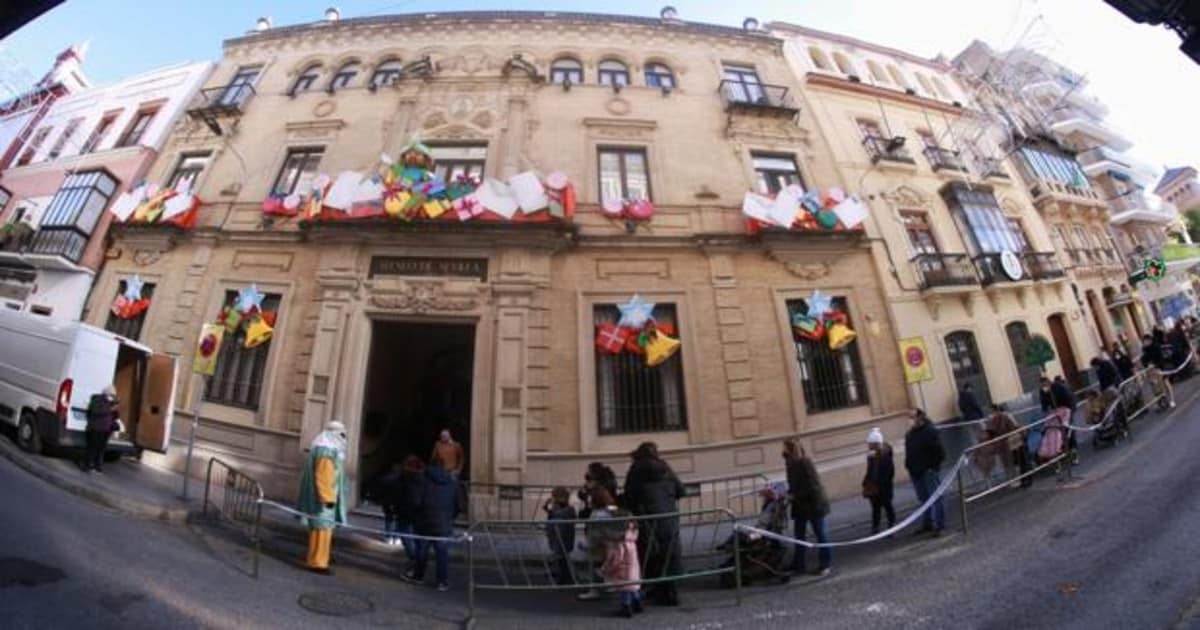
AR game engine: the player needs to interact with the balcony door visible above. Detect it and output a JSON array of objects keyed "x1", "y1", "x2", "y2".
[
  {"x1": 945, "y1": 331, "x2": 991, "y2": 413},
  {"x1": 219, "y1": 66, "x2": 260, "y2": 107},
  {"x1": 721, "y1": 64, "x2": 764, "y2": 104}
]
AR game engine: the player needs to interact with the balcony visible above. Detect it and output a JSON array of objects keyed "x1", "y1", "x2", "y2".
[
  {"x1": 1022, "y1": 252, "x2": 1066, "y2": 281},
  {"x1": 1163, "y1": 243, "x2": 1200, "y2": 270},
  {"x1": 718, "y1": 81, "x2": 799, "y2": 117},
  {"x1": 1109, "y1": 193, "x2": 1177, "y2": 225},
  {"x1": 1027, "y1": 179, "x2": 1106, "y2": 209},
  {"x1": 0, "y1": 226, "x2": 89, "y2": 271},
  {"x1": 1046, "y1": 109, "x2": 1133, "y2": 151},
  {"x1": 922, "y1": 146, "x2": 968, "y2": 174},
  {"x1": 862, "y1": 136, "x2": 915, "y2": 165},
  {"x1": 914, "y1": 253, "x2": 980, "y2": 291},
  {"x1": 975, "y1": 157, "x2": 1009, "y2": 180},
  {"x1": 1077, "y1": 146, "x2": 1134, "y2": 177},
  {"x1": 973, "y1": 253, "x2": 1029, "y2": 287},
  {"x1": 187, "y1": 84, "x2": 257, "y2": 135}
]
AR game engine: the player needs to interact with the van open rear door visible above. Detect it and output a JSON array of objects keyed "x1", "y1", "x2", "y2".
[{"x1": 135, "y1": 353, "x2": 177, "y2": 453}]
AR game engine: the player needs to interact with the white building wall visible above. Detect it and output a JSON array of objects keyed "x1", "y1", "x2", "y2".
[{"x1": 26, "y1": 268, "x2": 94, "y2": 320}]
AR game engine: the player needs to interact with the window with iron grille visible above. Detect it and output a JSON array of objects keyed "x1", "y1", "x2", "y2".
[
  {"x1": 594, "y1": 304, "x2": 687, "y2": 435},
  {"x1": 271, "y1": 147, "x2": 324, "y2": 196},
  {"x1": 787, "y1": 296, "x2": 868, "y2": 413},
  {"x1": 116, "y1": 108, "x2": 158, "y2": 148},
  {"x1": 17, "y1": 127, "x2": 51, "y2": 166},
  {"x1": 104, "y1": 280, "x2": 155, "y2": 341},
  {"x1": 430, "y1": 144, "x2": 486, "y2": 181},
  {"x1": 598, "y1": 147, "x2": 650, "y2": 204},
  {"x1": 47, "y1": 118, "x2": 83, "y2": 160},
  {"x1": 166, "y1": 152, "x2": 212, "y2": 190},
  {"x1": 752, "y1": 152, "x2": 804, "y2": 195},
  {"x1": 80, "y1": 113, "x2": 118, "y2": 154},
  {"x1": 205, "y1": 290, "x2": 282, "y2": 410}
]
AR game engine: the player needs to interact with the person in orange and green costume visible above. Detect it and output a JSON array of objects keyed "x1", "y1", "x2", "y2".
[{"x1": 297, "y1": 420, "x2": 348, "y2": 574}]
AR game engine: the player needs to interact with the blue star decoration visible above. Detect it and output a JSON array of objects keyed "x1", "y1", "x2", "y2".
[
  {"x1": 122, "y1": 275, "x2": 145, "y2": 301},
  {"x1": 617, "y1": 294, "x2": 656, "y2": 329},
  {"x1": 236, "y1": 284, "x2": 266, "y2": 313},
  {"x1": 806, "y1": 289, "x2": 833, "y2": 319}
]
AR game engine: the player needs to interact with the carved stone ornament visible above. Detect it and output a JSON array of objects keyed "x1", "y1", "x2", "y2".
[
  {"x1": 882, "y1": 185, "x2": 931, "y2": 209},
  {"x1": 370, "y1": 281, "x2": 479, "y2": 314},
  {"x1": 724, "y1": 116, "x2": 808, "y2": 142},
  {"x1": 782, "y1": 261, "x2": 831, "y2": 280},
  {"x1": 131, "y1": 249, "x2": 165, "y2": 266}
]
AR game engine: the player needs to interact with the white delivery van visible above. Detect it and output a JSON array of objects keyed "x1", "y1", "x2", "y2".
[{"x1": 0, "y1": 308, "x2": 177, "y2": 458}]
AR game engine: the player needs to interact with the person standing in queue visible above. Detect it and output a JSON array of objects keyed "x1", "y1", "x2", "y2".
[
  {"x1": 904, "y1": 409, "x2": 946, "y2": 536},
  {"x1": 622, "y1": 442, "x2": 684, "y2": 607},
  {"x1": 862, "y1": 428, "x2": 896, "y2": 535},
  {"x1": 784, "y1": 438, "x2": 832, "y2": 575}
]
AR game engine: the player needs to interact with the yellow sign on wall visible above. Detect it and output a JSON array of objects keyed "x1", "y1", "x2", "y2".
[
  {"x1": 193, "y1": 324, "x2": 225, "y2": 376},
  {"x1": 898, "y1": 337, "x2": 933, "y2": 384}
]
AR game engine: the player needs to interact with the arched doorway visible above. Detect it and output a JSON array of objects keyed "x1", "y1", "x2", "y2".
[
  {"x1": 1005, "y1": 321, "x2": 1041, "y2": 393},
  {"x1": 945, "y1": 330, "x2": 991, "y2": 409},
  {"x1": 1047, "y1": 314, "x2": 1082, "y2": 389}
]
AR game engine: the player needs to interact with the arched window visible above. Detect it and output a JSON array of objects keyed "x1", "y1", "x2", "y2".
[
  {"x1": 931, "y1": 76, "x2": 952, "y2": 99},
  {"x1": 370, "y1": 59, "x2": 404, "y2": 89},
  {"x1": 549, "y1": 57, "x2": 583, "y2": 84},
  {"x1": 329, "y1": 61, "x2": 360, "y2": 91},
  {"x1": 867, "y1": 60, "x2": 888, "y2": 84},
  {"x1": 888, "y1": 65, "x2": 911, "y2": 90},
  {"x1": 808, "y1": 46, "x2": 833, "y2": 71},
  {"x1": 290, "y1": 64, "x2": 322, "y2": 95},
  {"x1": 644, "y1": 62, "x2": 675, "y2": 88},
  {"x1": 915, "y1": 72, "x2": 936, "y2": 96},
  {"x1": 832, "y1": 52, "x2": 858, "y2": 76},
  {"x1": 597, "y1": 59, "x2": 629, "y2": 87},
  {"x1": 945, "y1": 331, "x2": 991, "y2": 405}
]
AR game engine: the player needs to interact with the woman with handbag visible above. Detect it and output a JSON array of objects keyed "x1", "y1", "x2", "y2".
[{"x1": 861, "y1": 428, "x2": 895, "y2": 535}]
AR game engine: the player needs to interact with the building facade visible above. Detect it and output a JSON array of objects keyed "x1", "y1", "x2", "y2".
[
  {"x1": 87, "y1": 11, "x2": 911, "y2": 501},
  {"x1": 0, "y1": 60, "x2": 213, "y2": 318},
  {"x1": 770, "y1": 23, "x2": 1096, "y2": 418}
]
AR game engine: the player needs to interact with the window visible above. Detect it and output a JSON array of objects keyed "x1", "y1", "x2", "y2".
[
  {"x1": 430, "y1": 144, "x2": 486, "y2": 181},
  {"x1": 902, "y1": 211, "x2": 940, "y2": 255},
  {"x1": 916, "y1": 129, "x2": 939, "y2": 149},
  {"x1": 116, "y1": 108, "x2": 158, "y2": 147},
  {"x1": 329, "y1": 61, "x2": 360, "y2": 91},
  {"x1": 788, "y1": 296, "x2": 868, "y2": 413},
  {"x1": 721, "y1": 64, "x2": 764, "y2": 103},
  {"x1": 594, "y1": 303, "x2": 686, "y2": 434},
  {"x1": 1092, "y1": 227, "x2": 1114, "y2": 260},
  {"x1": 808, "y1": 47, "x2": 833, "y2": 71},
  {"x1": 271, "y1": 147, "x2": 324, "y2": 196},
  {"x1": 644, "y1": 63, "x2": 675, "y2": 89},
  {"x1": 370, "y1": 59, "x2": 404, "y2": 88},
  {"x1": 867, "y1": 60, "x2": 888, "y2": 84},
  {"x1": 1072, "y1": 225, "x2": 1092, "y2": 250},
  {"x1": 858, "y1": 119, "x2": 886, "y2": 140},
  {"x1": 205, "y1": 290, "x2": 282, "y2": 410},
  {"x1": 290, "y1": 64, "x2": 322, "y2": 95},
  {"x1": 598, "y1": 147, "x2": 650, "y2": 203},
  {"x1": 80, "y1": 113, "x2": 118, "y2": 154},
  {"x1": 945, "y1": 330, "x2": 990, "y2": 404},
  {"x1": 47, "y1": 118, "x2": 84, "y2": 160},
  {"x1": 887, "y1": 65, "x2": 912, "y2": 90},
  {"x1": 1017, "y1": 147, "x2": 1089, "y2": 188},
  {"x1": 0, "y1": 187, "x2": 10, "y2": 213},
  {"x1": 219, "y1": 66, "x2": 260, "y2": 107},
  {"x1": 752, "y1": 152, "x2": 803, "y2": 195},
  {"x1": 166, "y1": 152, "x2": 212, "y2": 190},
  {"x1": 915, "y1": 72, "x2": 936, "y2": 96},
  {"x1": 1053, "y1": 225, "x2": 1076, "y2": 263},
  {"x1": 1008, "y1": 218, "x2": 1030, "y2": 252},
  {"x1": 549, "y1": 58, "x2": 583, "y2": 84},
  {"x1": 832, "y1": 52, "x2": 858, "y2": 76},
  {"x1": 104, "y1": 281, "x2": 155, "y2": 341},
  {"x1": 35, "y1": 170, "x2": 117, "y2": 262},
  {"x1": 597, "y1": 60, "x2": 629, "y2": 87},
  {"x1": 942, "y1": 183, "x2": 1027, "y2": 254},
  {"x1": 17, "y1": 127, "x2": 51, "y2": 166},
  {"x1": 931, "y1": 76, "x2": 952, "y2": 99}
]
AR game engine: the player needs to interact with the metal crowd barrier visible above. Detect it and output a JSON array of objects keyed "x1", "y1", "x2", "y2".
[{"x1": 202, "y1": 457, "x2": 265, "y2": 577}]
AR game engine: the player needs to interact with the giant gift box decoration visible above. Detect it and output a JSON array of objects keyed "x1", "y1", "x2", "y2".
[
  {"x1": 741, "y1": 184, "x2": 868, "y2": 235},
  {"x1": 214, "y1": 284, "x2": 278, "y2": 349},
  {"x1": 109, "y1": 179, "x2": 201, "y2": 229},
  {"x1": 265, "y1": 135, "x2": 576, "y2": 225},
  {"x1": 791, "y1": 289, "x2": 857, "y2": 350},
  {"x1": 593, "y1": 294, "x2": 681, "y2": 367}
]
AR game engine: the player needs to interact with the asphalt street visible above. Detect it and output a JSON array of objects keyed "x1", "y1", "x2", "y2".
[{"x1": 2, "y1": 386, "x2": 1200, "y2": 629}]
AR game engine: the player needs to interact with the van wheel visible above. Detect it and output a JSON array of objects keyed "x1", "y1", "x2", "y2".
[{"x1": 17, "y1": 413, "x2": 42, "y2": 454}]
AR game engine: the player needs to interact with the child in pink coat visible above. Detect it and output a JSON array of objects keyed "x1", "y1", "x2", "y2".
[{"x1": 602, "y1": 519, "x2": 644, "y2": 617}]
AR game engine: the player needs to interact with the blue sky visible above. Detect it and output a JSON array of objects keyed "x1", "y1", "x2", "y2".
[{"x1": 3, "y1": 0, "x2": 1196, "y2": 176}]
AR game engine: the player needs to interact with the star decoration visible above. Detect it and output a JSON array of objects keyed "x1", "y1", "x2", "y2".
[
  {"x1": 617, "y1": 294, "x2": 656, "y2": 329},
  {"x1": 123, "y1": 275, "x2": 145, "y2": 301},
  {"x1": 236, "y1": 284, "x2": 266, "y2": 313},
  {"x1": 806, "y1": 289, "x2": 833, "y2": 319}
]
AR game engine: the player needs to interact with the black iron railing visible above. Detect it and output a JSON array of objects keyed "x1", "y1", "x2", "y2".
[
  {"x1": 718, "y1": 80, "x2": 798, "y2": 114},
  {"x1": 1022, "y1": 252, "x2": 1065, "y2": 280},
  {"x1": 976, "y1": 157, "x2": 1009, "y2": 178},
  {"x1": 862, "y1": 136, "x2": 914, "y2": 164},
  {"x1": 923, "y1": 146, "x2": 968, "y2": 172},
  {"x1": 25, "y1": 227, "x2": 88, "y2": 263},
  {"x1": 974, "y1": 253, "x2": 1027, "y2": 286},
  {"x1": 913, "y1": 253, "x2": 979, "y2": 289},
  {"x1": 189, "y1": 83, "x2": 257, "y2": 115}
]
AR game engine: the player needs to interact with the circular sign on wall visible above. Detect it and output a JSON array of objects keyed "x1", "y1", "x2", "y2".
[
  {"x1": 1000, "y1": 250, "x2": 1024, "y2": 281},
  {"x1": 905, "y1": 345, "x2": 925, "y2": 368}
]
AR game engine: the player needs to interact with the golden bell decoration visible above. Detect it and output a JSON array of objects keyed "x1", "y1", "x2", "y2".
[
  {"x1": 244, "y1": 316, "x2": 274, "y2": 349},
  {"x1": 827, "y1": 322, "x2": 857, "y2": 350},
  {"x1": 384, "y1": 194, "x2": 404, "y2": 217},
  {"x1": 644, "y1": 330, "x2": 681, "y2": 367}
]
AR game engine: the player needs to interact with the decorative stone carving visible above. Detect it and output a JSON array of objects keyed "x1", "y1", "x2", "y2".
[
  {"x1": 724, "y1": 116, "x2": 809, "y2": 143},
  {"x1": 132, "y1": 249, "x2": 165, "y2": 266},
  {"x1": 882, "y1": 185, "x2": 931, "y2": 209},
  {"x1": 582, "y1": 117, "x2": 656, "y2": 140},
  {"x1": 423, "y1": 112, "x2": 449, "y2": 129},
  {"x1": 604, "y1": 97, "x2": 632, "y2": 117},
  {"x1": 471, "y1": 110, "x2": 494, "y2": 129},
  {"x1": 782, "y1": 261, "x2": 832, "y2": 280},
  {"x1": 370, "y1": 281, "x2": 480, "y2": 313},
  {"x1": 313, "y1": 100, "x2": 336, "y2": 118}
]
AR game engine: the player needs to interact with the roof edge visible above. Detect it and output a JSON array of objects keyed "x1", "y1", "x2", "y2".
[{"x1": 767, "y1": 21, "x2": 952, "y2": 73}]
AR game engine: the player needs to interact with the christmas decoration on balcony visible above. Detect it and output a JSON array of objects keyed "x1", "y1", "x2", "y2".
[
  {"x1": 600, "y1": 196, "x2": 656, "y2": 232},
  {"x1": 215, "y1": 284, "x2": 276, "y2": 349},
  {"x1": 270, "y1": 134, "x2": 575, "y2": 226},
  {"x1": 741, "y1": 184, "x2": 868, "y2": 235},
  {"x1": 791, "y1": 289, "x2": 858, "y2": 350},
  {"x1": 616, "y1": 294, "x2": 655, "y2": 328},
  {"x1": 593, "y1": 295, "x2": 682, "y2": 366},
  {"x1": 641, "y1": 321, "x2": 681, "y2": 366},
  {"x1": 1144, "y1": 257, "x2": 1167, "y2": 282},
  {"x1": 109, "y1": 179, "x2": 201, "y2": 229},
  {"x1": 110, "y1": 274, "x2": 151, "y2": 320}
]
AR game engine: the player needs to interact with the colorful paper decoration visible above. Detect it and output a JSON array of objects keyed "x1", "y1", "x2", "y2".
[
  {"x1": 123, "y1": 275, "x2": 145, "y2": 301},
  {"x1": 1144, "y1": 257, "x2": 1167, "y2": 282},
  {"x1": 601, "y1": 197, "x2": 624, "y2": 217},
  {"x1": 806, "y1": 290, "x2": 834, "y2": 320},
  {"x1": 236, "y1": 285, "x2": 266, "y2": 313},
  {"x1": 595, "y1": 322, "x2": 629, "y2": 355},
  {"x1": 617, "y1": 294, "x2": 656, "y2": 329},
  {"x1": 624, "y1": 199, "x2": 655, "y2": 221},
  {"x1": 791, "y1": 314, "x2": 825, "y2": 341},
  {"x1": 832, "y1": 195, "x2": 869, "y2": 229},
  {"x1": 644, "y1": 325, "x2": 682, "y2": 367},
  {"x1": 244, "y1": 316, "x2": 274, "y2": 349},
  {"x1": 193, "y1": 324, "x2": 225, "y2": 376}
]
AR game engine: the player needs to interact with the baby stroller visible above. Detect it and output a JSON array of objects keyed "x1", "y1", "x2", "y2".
[
  {"x1": 1091, "y1": 388, "x2": 1130, "y2": 448},
  {"x1": 718, "y1": 483, "x2": 792, "y2": 588}
]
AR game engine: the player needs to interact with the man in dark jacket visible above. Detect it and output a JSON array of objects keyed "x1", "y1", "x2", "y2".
[
  {"x1": 403, "y1": 462, "x2": 458, "y2": 591},
  {"x1": 784, "y1": 438, "x2": 832, "y2": 575},
  {"x1": 1050, "y1": 375, "x2": 1079, "y2": 464},
  {"x1": 957, "y1": 383, "x2": 985, "y2": 423},
  {"x1": 1092, "y1": 357, "x2": 1119, "y2": 391},
  {"x1": 622, "y1": 442, "x2": 684, "y2": 606},
  {"x1": 904, "y1": 408, "x2": 946, "y2": 535},
  {"x1": 83, "y1": 385, "x2": 119, "y2": 473}
]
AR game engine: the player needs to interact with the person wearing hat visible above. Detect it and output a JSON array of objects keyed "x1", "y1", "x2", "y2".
[
  {"x1": 298, "y1": 420, "x2": 348, "y2": 574},
  {"x1": 861, "y1": 428, "x2": 895, "y2": 535}
]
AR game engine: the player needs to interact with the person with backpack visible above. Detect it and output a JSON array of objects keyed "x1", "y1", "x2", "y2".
[
  {"x1": 861, "y1": 428, "x2": 895, "y2": 535},
  {"x1": 904, "y1": 409, "x2": 946, "y2": 536}
]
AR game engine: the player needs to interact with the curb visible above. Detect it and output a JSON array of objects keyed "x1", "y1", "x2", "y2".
[{"x1": 0, "y1": 438, "x2": 191, "y2": 523}]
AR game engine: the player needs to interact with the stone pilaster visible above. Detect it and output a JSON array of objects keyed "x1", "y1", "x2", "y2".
[{"x1": 709, "y1": 252, "x2": 759, "y2": 438}]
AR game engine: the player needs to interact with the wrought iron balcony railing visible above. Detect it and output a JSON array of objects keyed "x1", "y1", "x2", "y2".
[
  {"x1": 718, "y1": 80, "x2": 799, "y2": 115},
  {"x1": 913, "y1": 253, "x2": 979, "y2": 290},
  {"x1": 862, "y1": 136, "x2": 914, "y2": 165},
  {"x1": 24, "y1": 226, "x2": 88, "y2": 263},
  {"x1": 974, "y1": 252, "x2": 1028, "y2": 286},
  {"x1": 922, "y1": 146, "x2": 968, "y2": 173},
  {"x1": 1022, "y1": 252, "x2": 1066, "y2": 280}
]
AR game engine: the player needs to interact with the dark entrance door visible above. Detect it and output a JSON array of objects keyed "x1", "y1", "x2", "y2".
[
  {"x1": 1048, "y1": 314, "x2": 1082, "y2": 389},
  {"x1": 945, "y1": 330, "x2": 991, "y2": 412},
  {"x1": 359, "y1": 321, "x2": 475, "y2": 499},
  {"x1": 1005, "y1": 321, "x2": 1042, "y2": 393}
]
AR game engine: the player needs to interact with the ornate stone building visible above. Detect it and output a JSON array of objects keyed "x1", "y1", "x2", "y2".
[{"x1": 86, "y1": 11, "x2": 910, "y2": 501}]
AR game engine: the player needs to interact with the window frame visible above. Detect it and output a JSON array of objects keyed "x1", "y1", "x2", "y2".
[
  {"x1": 592, "y1": 302, "x2": 688, "y2": 435},
  {"x1": 644, "y1": 63, "x2": 675, "y2": 89},
  {"x1": 751, "y1": 151, "x2": 804, "y2": 195},
  {"x1": 329, "y1": 61, "x2": 360, "y2": 91},
  {"x1": 270, "y1": 146, "x2": 325, "y2": 197},
  {"x1": 17, "y1": 127, "x2": 52, "y2": 166},
  {"x1": 549, "y1": 58, "x2": 583, "y2": 85},
  {"x1": 786, "y1": 295, "x2": 870, "y2": 414},
  {"x1": 943, "y1": 184, "x2": 1027, "y2": 255},
  {"x1": 219, "y1": 66, "x2": 260, "y2": 107},
  {"x1": 808, "y1": 47, "x2": 833, "y2": 71},
  {"x1": 290, "y1": 64, "x2": 322, "y2": 95},
  {"x1": 369, "y1": 59, "x2": 404, "y2": 89},
  {"x1": 115, "y1": 108, "x2": 159, "y2": 148},
  {"x1": 203, "y1": 289, "x2": 283, "y2": 411},
  {"x1": 80, "y1": 113, "x2": 119, "y2": 154},
  {"x1": 429, "y1": 143, "x2": 487, "y2": 181},
  {"x1": 721, "y1": 63, "x2": 764, "y2": 103},
  {"x1": 47, "y1": 117, "x2": 84, "y2": 160},
  {"x1": 597, "y1": 146, "x2": 651, "y2": 204},
  {"x1": 597, "y1": 59, "x2": 630, "y2": 87},
  {"x1": 832, "y1": 51, "x2": 858, "y2": 76},
  {"x1": 901, "y1": 210, "x2": 941, "y2": 255},
  {"x1": 104, "y1": 279, "x2": 156, "y2": 341},
  {"x1": 166, "y1": 151, "x2": 212, "y2": 191}
]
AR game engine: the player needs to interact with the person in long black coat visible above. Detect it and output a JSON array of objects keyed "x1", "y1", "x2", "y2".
[
  {"x1": 785, "y1": 438, "x2": 832, "y2": 574},
  {"x1": 622, "y1": 442, "x2": 685, "y2": 606}
]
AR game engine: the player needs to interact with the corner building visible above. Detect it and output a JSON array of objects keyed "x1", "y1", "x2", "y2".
[{"x1": 87, "y1": 11, "x2": 910, "y2": 502}]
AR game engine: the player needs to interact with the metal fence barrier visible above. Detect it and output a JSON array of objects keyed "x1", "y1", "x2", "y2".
[{"x1": 202, "y1": 457, "x2": 265, "y2": 577}]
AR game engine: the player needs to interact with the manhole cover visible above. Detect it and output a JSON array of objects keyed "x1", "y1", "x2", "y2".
[{"x1": 298, "y1": 591, "x2": 375, "y2": 617}]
